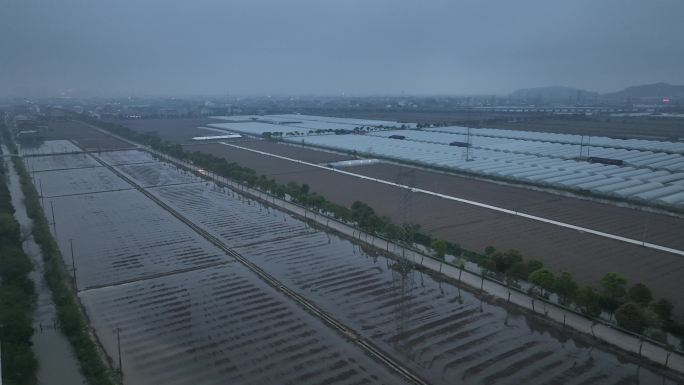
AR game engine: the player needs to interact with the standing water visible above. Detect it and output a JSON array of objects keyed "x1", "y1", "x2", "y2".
[{"x1": 5, "y1": 154, "x2": 87, "y2": 384}]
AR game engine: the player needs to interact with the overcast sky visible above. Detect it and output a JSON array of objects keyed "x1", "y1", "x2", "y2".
[{"x1": 1, "y1": 0, "x2": 683, "y2": 97}]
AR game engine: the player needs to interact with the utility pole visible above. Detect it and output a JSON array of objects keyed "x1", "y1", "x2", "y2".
[
  {"x1": 464, "y1": 127, "x2": 474, "y2": 162},
  {"x1": 70, "y1": 239, "x2": 77, "y2": 290},
  {"x1": 641, "y1": 218, "x2": 649, "y2": 246},
  {"x1": 50, "y1": 200, "x2": 57, "y2": 237},
  {"x1": 586, "y1": 136, "x2": 592, "y2": 158},
  {"x1": 392, "y1": 168, "x2": 415, "y2": 350},
  {"x1": 117, "y1": 328, "x2": 123, "y2": 383},
  {"x1": 39, "y1": 179, "x2": 44, "y2": 208}
]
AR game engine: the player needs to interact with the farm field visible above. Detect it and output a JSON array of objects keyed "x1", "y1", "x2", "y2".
[
  {"x1": 116, "y1": 117, "x2": 223, "y2": 144},
  {"x1": 347, "y1": 163, "x2": 684, "y2": 250},
  {"x1": 212, "y1": 114, "x2": 416, "y2": 129},
  {"x1": 492, "y1": 117, "x2": 684, "y2": 142},
  {"x1": 34, "y1": 148, "x2": 412, "y2": 385},
  {"x1": 183, "y1": 142, "x2": 684, "y2": 319},
  {"x1": 287, "y1": 133, "x2": 684, "y2": 209},
  {"x1": 81, "y1": 262, "x2": 408, "y2": 385},
  {"x1": 25, "y1": 153, "x2": 100, "y2": 172},
  {"x1": 235, "y1": 140, "x2": 354, "y2": 163},
  {"x1": 339, "y1": 112, "x2": 684, "y2": 141},
  {"x1": 49, "y1": 189, "x2": 228, "y2": 289},
  {"x1": 23, "y1": 140, "x2": 684, "y2": 383},
  {"x1": 19, "y1": 139, "x2": 81, "y2": 156},
  {"x1": 151, "y1": 183, "x2": 315, "y2": 248},
  {"x1": 45, "y1": 120, "x2": 131, "y2": 150},
  {"x1": 237, "y1": 232, "x2": 670, "y2": 385},
  {"x1": 146, "y1": 114, "x2": 684, "y2": 209},
  {"x1": 32, "y1": 166, "x2": 131, "y2": 198},
  {"x1": 95, "y1": 149, "x2": 157, "y2": 165},
  {"x1": 117, "y1": 117, "x2": 390, "y2": 166},
  {"x1": 114, "y1": 162, "x2": 202, "y2": 187},
  {"x1": 96, "y1": 147, "x2": 683, "y2": 384},
  {"x1": 117, "y1": 117, "x2": 684, "y2": 209}
]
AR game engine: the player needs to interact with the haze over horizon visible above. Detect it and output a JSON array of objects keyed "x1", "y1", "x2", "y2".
[{"x1": 2, "y1": 0, "x2": 683, "y2": 98}]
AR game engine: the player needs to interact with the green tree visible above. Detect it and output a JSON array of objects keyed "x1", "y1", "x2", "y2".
[
  {"x1": 528, "y1": 268, "x2": 555, "y2": 297},
  {"x1": 508, "y1": 258, "x2": 544, "y2": 281},
  {"x1": 576, "y1": 285, "x2": 602, "y2": 317},
  {"x1": 599, "y1": 272, "x2": 627, "y2": 318},
  {"x1": 0, "y1": 212, "x2": 21, "y2": 242},
  {"x1": 626, "y1": 283, "x2": 652, "y2": 306},
  {"x1": 382, "y1": 219, "x2": 401, "y2": 241},
  {"x1": 484, "y1": 245, "x2": 496, "y2": 256},
  {"x1": 446, "y1": 242, "x2": 462, "y2": 257},
  {"x1": 600, "y1": 272, "x2": 627, "y2": 299},
  {"x1": 615, "y1": 302, "x2": 648, "y2": 334},
  {"x1": 651, "y1": 298, "x2": 674, "y2": 326},
  {"x1": 554, "y1": 272, "x2": 578, "y2": 306},
  {"x1": 491, "y1": 249, "x2": 522, "y2": 273},
  {"x1": 430, "y1": 239, "x2": 448, "y2": 260},
  {"x1": 0, "y1": 246, "x2": 34, "y2": 284},
  {"x1": 507, "y1": 262, "x2": 527, "y2": 280},
  {"x1": 0, "y1": 341, "x2": 38, "y2": 385},
  {"x1": 526, "y1": 259, "x2": 544, "y2": 274}
]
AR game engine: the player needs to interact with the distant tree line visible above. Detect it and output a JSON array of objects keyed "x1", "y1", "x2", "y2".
[
  {"x1": 82, "y1": 116, "x2": 684, "y2": 349},
  {"x1": 260, "y1": 125, "x2": 409, "y2": 139}
]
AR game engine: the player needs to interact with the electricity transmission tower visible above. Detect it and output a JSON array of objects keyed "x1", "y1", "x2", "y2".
[
  {"x1": 391, "y1": 168, "x2": 416, "y2": 353},
  {"x1": 463, "y1": 127, "x2": 474, "y2": 162},
  {"x1": 579, "y1": 135, "x2": 592, "y2": 159}
]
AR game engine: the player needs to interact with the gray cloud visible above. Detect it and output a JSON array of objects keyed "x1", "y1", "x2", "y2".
[{"x1": 1, "y1": 0, "x2": 683, "y2": 96}]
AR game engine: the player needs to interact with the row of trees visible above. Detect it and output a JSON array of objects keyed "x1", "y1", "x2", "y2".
[
  {"x1": 482, "y1": 246, "x2": 681, "y2": 340},
  {"x1": 260, "y1": 125, "x2": 410, "y2": 139},
  {"x1": 0, "y1": 130, "x2": 38, "y2": 385},
  {"x1": 261, "y1": 131, "x2": 285, "y2": 138},
  {"x1": 86, "y1": 117, "x2": 683, "y2": 347},
  {"x1": 2, "y1": 122, "x2": 118, "y2": 385}
]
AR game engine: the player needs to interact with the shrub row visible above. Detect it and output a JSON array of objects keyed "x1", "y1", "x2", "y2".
[{"x1": 0, "y1": 129, "x2": 37, "y2": 385}]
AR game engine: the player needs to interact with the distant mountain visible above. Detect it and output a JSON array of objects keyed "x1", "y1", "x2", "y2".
[
  {"x1": 509, "y1": 86, "x2": 599, "y2": 104},
  {"x1": 509, "y1": 83, "x2": 684, "y2": 104},
  {"x1": 603, "y1": 82, "x2": 684, "y2": 101}
]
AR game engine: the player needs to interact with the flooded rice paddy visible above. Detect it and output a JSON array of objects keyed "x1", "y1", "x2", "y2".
[
  {"x1": 146, "y1": 176, "x2": 680, "y2": 385},
  {"x1": 80, "y1": 262, "x2": 404, "y2": 385},
  {"x1": 33, "y1": 167, "x2": 131, "y2": 198},
  {"x1": 29, "y1": 144, "x2": 681, "y2": 385},
  {"x1": 50, "y1": 189, "x2": 226, "y2": 289},
  {"x1": 114, "y1": 162, "x2": 202, "y2": 187},
  {"x1": 95, "y1": 149, "x2": 158, "y2": 165},
  {"x1": 152, "y1": 184, "x2": 315, "y2": 248},
  {"x1": 25, "y1": 153, "x2": 100, "y2": 172},
  {"x1": 19, "y1": 139, "x2": 82, "y2": 156}
]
